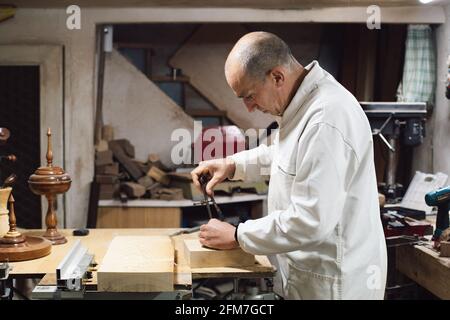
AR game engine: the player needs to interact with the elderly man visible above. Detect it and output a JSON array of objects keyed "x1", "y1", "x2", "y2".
[{"x1": 191, "y1": 32, "x2": 387, "y2": 300}]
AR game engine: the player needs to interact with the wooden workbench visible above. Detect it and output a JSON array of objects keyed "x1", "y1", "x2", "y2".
[
  {"x1": 8, "y1": 228, "x2": 275, "y2": 290},
  {"x1": 396, "y1": 241, "x2": 450, "y2": 299}
]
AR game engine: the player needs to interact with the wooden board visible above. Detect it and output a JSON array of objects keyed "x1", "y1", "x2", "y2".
[
  {"x1": 184, "y1": 238, "x2": 255, "y2": 268},
  {"x1": 96, "y1": 207, "x2": 181, "y2": 228},
  {"x1": 396, "y1": 244, "x2": 450, "y2": 299},
  {"x1": 11, "y1": 229, "x2": 274, "y2": 289},
  {"x1": 169, "y1": 24, "x2": 273, "y2": 130},
  {"x1": 97, "y1": 236, "x2": 174, "y2": 292}
]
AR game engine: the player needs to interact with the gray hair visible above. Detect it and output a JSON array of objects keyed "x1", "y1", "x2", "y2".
[{"x1": 236, "y1": 32, "x2": 295, "y2": 82}]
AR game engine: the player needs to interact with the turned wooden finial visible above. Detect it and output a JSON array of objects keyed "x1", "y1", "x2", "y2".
[
  {"x1": 8, "y1": 194, "x2": 17, "y2": 233},
  {"x1": 46, "y1": 128, "x2": 53, "y2": 167}
]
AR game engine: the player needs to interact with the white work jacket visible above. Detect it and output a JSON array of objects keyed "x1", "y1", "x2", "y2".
[{"x1": 229, "y1": 61, "x2": 387, "y2": 300}]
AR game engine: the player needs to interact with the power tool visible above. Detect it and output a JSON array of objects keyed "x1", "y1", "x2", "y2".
[{"x1": 425, "y1": 185, "x2": 450, "y2": 246}]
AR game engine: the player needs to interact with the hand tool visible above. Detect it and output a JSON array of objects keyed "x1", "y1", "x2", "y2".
[{"x1": 198, "y1": 173, "x2": 224, "y2": 221}]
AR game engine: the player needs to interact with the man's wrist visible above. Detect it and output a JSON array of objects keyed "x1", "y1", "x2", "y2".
[
  {"x1": 226, "y1": 157, "x2": 236, "y2": 180},
  {"x1": 234, "y1": 223, "x2": 239, "y2": 244}
]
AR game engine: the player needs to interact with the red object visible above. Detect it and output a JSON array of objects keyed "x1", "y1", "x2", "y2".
[
  {"x1": 383, "y1": 217, "x2": 432, "y2": 238},
  {"x1": 192, "y1": 125, "x2": 246, "y2": 163}
]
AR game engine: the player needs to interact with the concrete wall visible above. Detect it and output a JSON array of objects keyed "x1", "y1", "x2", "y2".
[
  {"x1": 103, "y1": 50, "x2": 194, "y2": 165},
  {"x1": 413, "y1": 4, "x2": 450, "y2": 181}
]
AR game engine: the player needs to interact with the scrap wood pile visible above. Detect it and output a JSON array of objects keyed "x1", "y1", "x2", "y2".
[{"x1": 94, "y1": 125, "x2": 184, "y2": 201}]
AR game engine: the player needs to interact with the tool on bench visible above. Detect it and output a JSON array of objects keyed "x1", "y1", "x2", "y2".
[
  {"x1": 198, "y1": 173, "x2": 224, "y2": 221},
  {"x1": 425, "y1": 185, "x2": 450, "y2": 248},
  {"x1": 169, "y1": 225, "x2": 201, "y2": 237},
  {"x1": 169, "y1": 174, "x2": 225, "y2": 237}
]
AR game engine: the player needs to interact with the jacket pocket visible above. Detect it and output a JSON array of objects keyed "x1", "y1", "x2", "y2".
[{"x1": 286, "y1": 263, "x2": 342, "y2": 300}]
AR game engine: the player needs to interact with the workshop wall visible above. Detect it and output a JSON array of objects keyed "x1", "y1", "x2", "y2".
[
  {"x1": 103, "y1": 49, "x2": 194, "y2": 166},
  {"x1": 0, "y1": 6, "x2": 445, "y2": 229},
  {"x1": 0, "y1": 8, "x2": 96, "y2": 229}
]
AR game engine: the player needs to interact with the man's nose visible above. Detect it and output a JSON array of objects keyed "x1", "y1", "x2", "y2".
[{"x1": 244, "y1": 101, "x2": 256, "y2": 112}]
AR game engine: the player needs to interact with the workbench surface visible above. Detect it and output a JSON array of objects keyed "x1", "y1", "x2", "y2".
[{"x1": 8, "y1": 228, "x2": 275, "y2": 288}]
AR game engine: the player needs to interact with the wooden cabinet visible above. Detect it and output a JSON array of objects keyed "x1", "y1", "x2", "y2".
[{"x1": 97, "y1": 194, "x2": 266, "y2": 228}]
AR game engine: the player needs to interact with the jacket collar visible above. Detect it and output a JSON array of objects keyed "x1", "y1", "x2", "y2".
[{"x1": 279, "y1": 60, "x2": 325, "y2": 128}]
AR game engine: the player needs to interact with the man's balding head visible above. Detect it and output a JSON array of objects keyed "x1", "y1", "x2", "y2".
[
  {"x1": 224, "y1": 32, "x2": 305, "y2": 116},
  {"x1": 225, "y1": 32, "x2": 295, "y2": 82}
]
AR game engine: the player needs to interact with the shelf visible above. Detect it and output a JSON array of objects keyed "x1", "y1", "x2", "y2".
[{"x1": 98, "y1": 193, "x2": 267, "y2": 208}]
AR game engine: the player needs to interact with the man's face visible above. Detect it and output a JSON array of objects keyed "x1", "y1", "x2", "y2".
[{"x1": 226, "y1": 67, "x2": 282, "y2": 116}]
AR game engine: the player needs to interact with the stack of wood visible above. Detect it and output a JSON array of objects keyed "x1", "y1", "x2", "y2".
[{"x1": 94, "y1": 125, "x2": 184, "y2": 201}]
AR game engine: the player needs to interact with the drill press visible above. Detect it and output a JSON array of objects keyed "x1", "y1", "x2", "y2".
[{"x1": 425, "y1": 185, "x2": 450, "y2": 247}]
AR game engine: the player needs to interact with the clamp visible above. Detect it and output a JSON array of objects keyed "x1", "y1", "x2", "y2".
[{"x1": 197, "y1": 174, "x2": 224, "y2": 221}]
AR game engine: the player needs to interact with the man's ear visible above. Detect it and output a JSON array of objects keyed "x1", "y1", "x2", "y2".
[{"x1": 270, "y1": 67, "x2": 285, "y2": 87}]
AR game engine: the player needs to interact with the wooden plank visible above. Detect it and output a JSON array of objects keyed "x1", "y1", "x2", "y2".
[
  {"x1": 109, "y1": 140, "x2": 142, "y2": 181},
  {"x1": 184, "y1": 238, "x2": 255, "y2": 268},
  {"x1": 9, "y1": 229, "x2": 274, "y2": 286},
  {"x1": 147, "y1": 166, "x2": 170, "y2": 186},
  {"x1": 95, "y1": 150, "x2": 113, "y2": 166},
  {"x1": 96, "y1": 163, "x2": 119, "y2": 175},
  {"x1": 96, "y1": 174, "x2": 119, "y2": 184},
  {"x1": 97, "y1": 236, "x2": 174, "y2": 292},
  {"x1": 191, "y1": 255, "x2": 274, "y2": 279},
  {"x1": 397, "y1": 244, "x2": 450, "y2": 299},
  {"x1": 121, "y1": 182, "x2": 146, "y2": 198},
  {"x1": 96, "y1": 207, "x2": 181, "y2": 228}
]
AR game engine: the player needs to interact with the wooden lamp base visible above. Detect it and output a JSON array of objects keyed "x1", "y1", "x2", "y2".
[
  {"x1": 0, "y1": 235, "x2": 52, "y2": 262},
  {"x1": 43, "y1": 228, "x2": 67, "y2": 245}
]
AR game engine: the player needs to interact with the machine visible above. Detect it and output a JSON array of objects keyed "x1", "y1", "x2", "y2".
[{"x1": 361, "y1": 102, "x2": 427, "y2": 203}]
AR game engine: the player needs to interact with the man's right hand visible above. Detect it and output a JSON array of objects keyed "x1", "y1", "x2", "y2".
[{"x1": 191, "y1": 158, "x2": 236, "y2": 196}]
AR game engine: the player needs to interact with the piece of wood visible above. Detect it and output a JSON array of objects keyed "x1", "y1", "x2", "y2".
[
  {"x1": 184, "y1": 239, "x2": 255, "y2": 268},
  {"x1": 98, "y1": 183, "x2": 119, "y2": 200},
  {"x1": 171, "y1": 179, "x2": 268, "y2": 201},
  {"x1": 102, "y1": 125, "x2": 114, "y2": 141},
  {"x1": 96, "y1": 163, "x2": 119, "y2": 175},
  {"x1": 95, "y1": 150, "x2": 113, "y2": 166},
  {"x1": 97, "y1": 236, "x2": 174, "y2": 292},
  {"x1": 97, "y1": 207, "x2": 181, "y2": 228},
  {"x1": 121, "y1": 182, "x2": 146, "y2": 198},
  {"x1": 95, "y1": 139, "x2": 109, "y2": 152},
  {"x1": 137, "y1": 175, "x2": 155, "y2": 189},
  {"x1": 147, "y1": 166, "x2": 170, "y2": 186},
  {"x1": 396, "y1": 244, "x2": 450, "y2": 299},
  {"x1": 96, "y1": 174, "x2": 119, "y2": 184},
  {"x1": 111, "y1": 139, "x2": 135, "y2": 158},
  {"x1": 109, "y1": 141, "x2": 142, "y2": 181},
  {"x1": 148, "y1": 153, "x2": 169, "y2": 172},
  {"x1": 155, "y1": 188, "x2": 184, "y2": 201},
  {"x1": 134, "y1": 160, "x2": 150, "y2": 174},
  {"x1": 440, "y1": 241, "x2": 450, "y2": 257},
  {"x1": 10, "y1": 229, "x2": 274, "y2": 287}
]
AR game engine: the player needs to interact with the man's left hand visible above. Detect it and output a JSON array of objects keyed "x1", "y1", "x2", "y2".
[{"x1": 199, "y1": 218, "x2": 238, "y2": 250}]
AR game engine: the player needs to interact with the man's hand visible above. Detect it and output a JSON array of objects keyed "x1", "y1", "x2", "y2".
[
  {"x1": 191, "y1": 158, "x2": 236, "y2": 196},
  {"x1": 199, "y1": 218, "x2": 239, "y2": 250}
]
